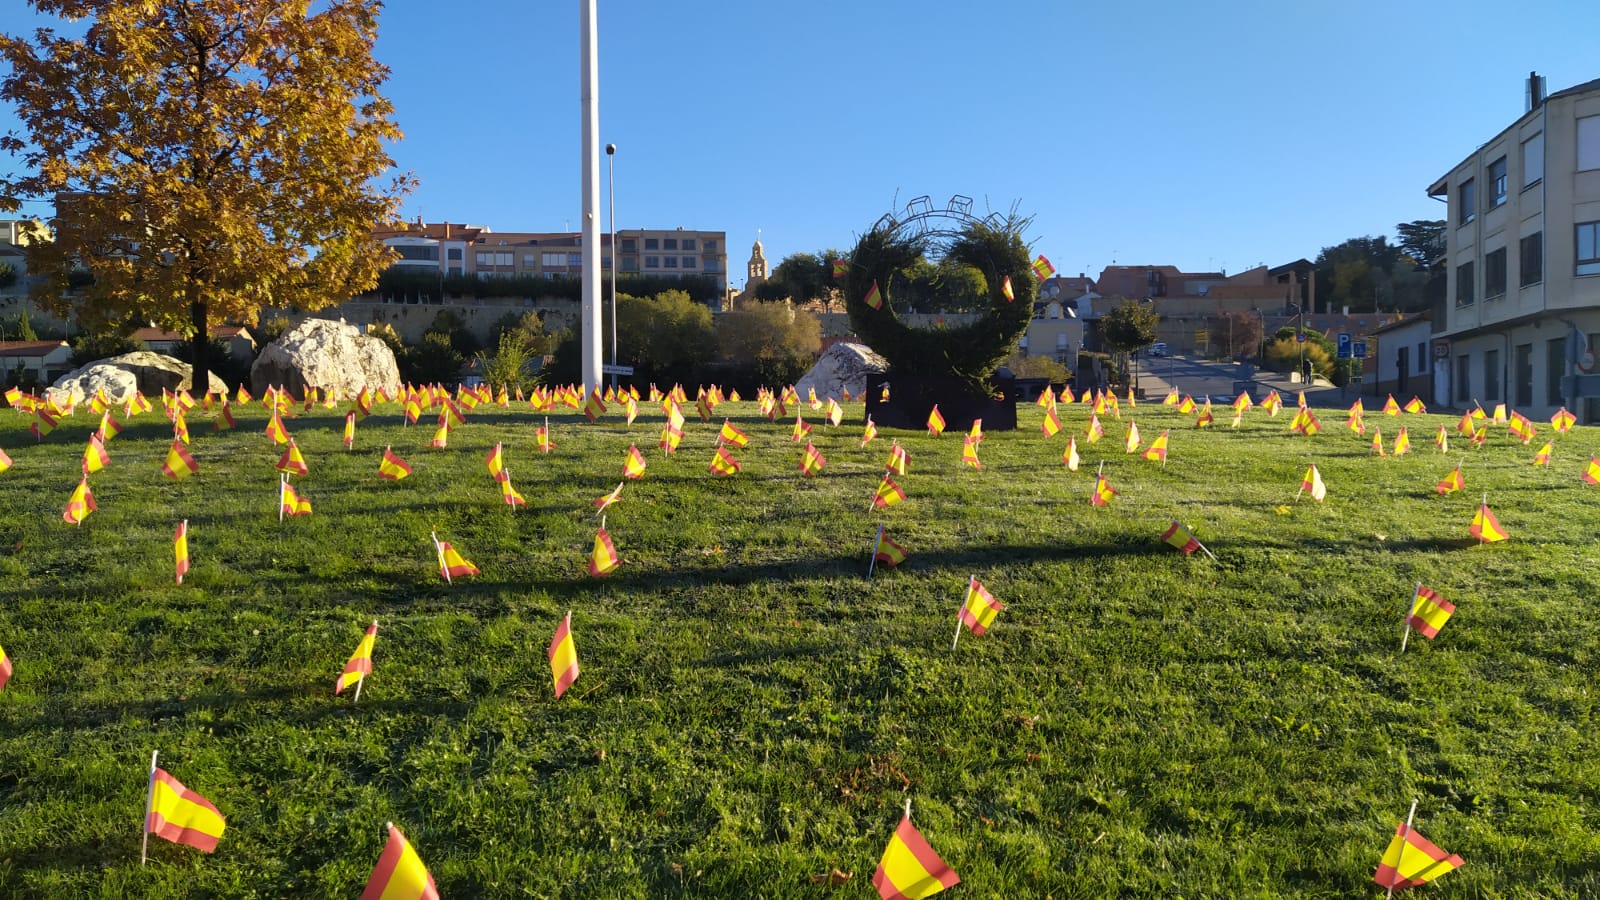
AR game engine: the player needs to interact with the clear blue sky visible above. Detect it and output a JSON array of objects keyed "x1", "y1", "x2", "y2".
[{"x1": 7, "y1": 1, "x2": 1600, "y2": 288}]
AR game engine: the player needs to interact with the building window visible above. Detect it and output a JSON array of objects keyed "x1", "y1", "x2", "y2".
[
  {"x1": 1416, "y1": 343, "x2": 1426, "y2": 374},
  {"x1": 1523, "y1": 133, "x2": 1543, "y2": 187},
  {"x1": 542, "y1": 252, "x2": 565, "y2": 267},
  {"x1": 1484, "y1": 348, "x2": 1501, "y2": 402},
  {"x1": 567, "y1": 253, "x2": 582, "y2": 266},
  {"x1": 394, "y1": 246, "x2": 439, "y2": 261},
  {"x1": 1577, "y1": 222, "x2": 1600, "y2": 276},
  {"x1": 664, "y1": 256, "x2": 678, "y2": 268},
  {"x1": 1458, "y1": 178, "x2": 1475, "y2": 225},
  {"x1": 621, "y1": 239, "x2": 636, "y2": 252},
  {"x1": 1455, "y1": 261, "x2": 1474, "y2": 306},
  {"x1": 1485, "y1": 248, "x2": 1507, "y2": 299},
  {"x1": 1580, "y1": 116, "x2": 1600, "y2": 171},
  {"x1": 1487, "y1": 157, "x2": 1507, "y2": 208},
  {"x1": 1517, "y1": 232, "x2": 1542, "y2": 287},
  {"x1": 703, "y1": 260, "x2": 719, "y2": 273},
  {"x1": 704, "y1": 240, "x2": 718, "y2": 252},
  {"x1": 645, "y1": 255, "x2": 659, "y2": 268},
  {"x1": 1456, "y1": 355, "x2": 1471, "y2": 403},
  {"x1": 447, "y1": 248, "x2": 462, "y2": 261},
  {"x1": 1514, "y1": 343, "x2": 1532, "y2": 407},
  {"x1": 622, "y1": 257, "x2": 638, "y2": 272},
  {"x1": 1546, "y1": 337, "x2": 1566, "y2": 406},
  {"x1": 682, "y1": 238, "x2": 696, "y2": 250},
  {"x1": 475, "y1": 252, "x2": 490, "y2": 267},
  {"x1": 663, "y1": 238, "x2": 678, "y2": 250},
  {"x1": 645, "y1": 238, "x2": 658, "y2": 250},
  {"x1": 681, "y1": 256, "x2": 696, "y2": 268}
]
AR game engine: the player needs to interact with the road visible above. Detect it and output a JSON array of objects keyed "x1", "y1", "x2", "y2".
[{"x1": 1130, "y1": 355, "x2": 1354, "y2": 409}]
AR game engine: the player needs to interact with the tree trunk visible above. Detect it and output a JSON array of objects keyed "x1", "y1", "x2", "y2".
[{"x1": 190, "y1": 297, "x2": 211, "y2": 396}]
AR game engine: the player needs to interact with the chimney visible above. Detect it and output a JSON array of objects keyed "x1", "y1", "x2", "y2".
[
  {"x1": 1526, "y1": 71, "x2": 1547, "y2": 111},
  {"x1": 443, "y1": 222, "x2": 451, "y2": 239}
]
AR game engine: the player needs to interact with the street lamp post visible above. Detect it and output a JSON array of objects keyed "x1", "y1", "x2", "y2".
[{"x1": 606, "y1": 142, "x2": 617, "y2": 391}]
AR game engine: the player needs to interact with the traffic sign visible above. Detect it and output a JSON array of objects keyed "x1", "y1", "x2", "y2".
[
  {"x1": 1353, "y1": 342, "x2": 1367, "y2": 360},
  {"x1": 1336, "y1": 333, "x2": 1351, "y2": 358},
  {"x1": 601, "y1": 364, "x2": 635, "y2": 376}
]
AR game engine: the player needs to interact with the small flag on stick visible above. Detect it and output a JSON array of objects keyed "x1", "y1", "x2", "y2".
[
  {"x1": 361, "y1": 822, "x2": 440, "y2": 900},
  {"x1": 335, "y1": 620, "x2": 378, "y2": 699},
  {"x1": 1374, "y1": 800, "x2": 1463, "y2": 896},
  {"x1": 142, "y1": 752, "x2": 226, "y2": 862},
  {"x1": 174, "y1": 520, "x2": 190, "y2": 584},
  {"x1": 872, "y1": 799, "x2": 960, "y2": 900},
  {"x1": 549, "y1": 611, "x2": 580, "y2": 698}
]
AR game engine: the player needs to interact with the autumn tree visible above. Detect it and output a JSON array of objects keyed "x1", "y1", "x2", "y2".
[{"x1": 0, "y1": 0, "x2": 411, "y2": 389}]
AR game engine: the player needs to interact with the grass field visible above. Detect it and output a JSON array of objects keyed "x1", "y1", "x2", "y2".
[{"x1": 0, "y1": 389, "x2": 1597, "y2": 898}]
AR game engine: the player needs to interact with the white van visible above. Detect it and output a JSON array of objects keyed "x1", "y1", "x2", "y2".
[{"x1": 1148, "y1": 342, "x2": 1169, "y2": 357}]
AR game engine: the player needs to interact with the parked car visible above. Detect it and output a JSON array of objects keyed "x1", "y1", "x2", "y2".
[{"x1": 1148, "y1": 342, "x2": 1169, "y2": 357}]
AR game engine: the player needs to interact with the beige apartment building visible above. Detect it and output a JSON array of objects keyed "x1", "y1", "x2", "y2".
[{"x1": 1427, "y1": 74, "x2": 1600, "y2": 421}]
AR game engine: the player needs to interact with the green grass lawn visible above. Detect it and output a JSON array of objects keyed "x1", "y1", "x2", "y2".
[{"x1": 0, "y1": 391, "x2": 1597, "y2": 898}]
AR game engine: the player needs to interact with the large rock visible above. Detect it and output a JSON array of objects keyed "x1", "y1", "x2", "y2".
[
  {"x1": 48, "y1": 351, "x2": 225, "y2": 405},
  {"x1": 250, "y1": 318, "x2": 400, "y2": 397},
  {"x1": 794, "y1": 342, "x2": 888, "y2": 401}
]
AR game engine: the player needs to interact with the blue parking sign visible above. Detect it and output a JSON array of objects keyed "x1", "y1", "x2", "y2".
[{"x1": 1353, "y1": 341, "x2": 1367, "y2": 359}]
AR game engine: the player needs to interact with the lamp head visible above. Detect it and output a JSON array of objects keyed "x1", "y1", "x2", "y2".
[{"x1": 606, "y1": 143, "x2": 616, "y2": 155}]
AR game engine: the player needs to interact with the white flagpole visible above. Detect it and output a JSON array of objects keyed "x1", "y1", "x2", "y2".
[
  {"x1": 904, "y1": 797, "x2": 912, "y2": 821},
  {"x1": 278, "y1": 473, "x2": 286, "y2": 523},
  {"x1": 867, "y1": 524, "x2": 885, "y2": 578},
  {"x1": 1093, "y1": 460, "x2": 1104, "y2": 503},
  {"x1": 1399, "y1": 583, "x2": 1421, "y2": 654},
  {"x1": 504, "y1": 467, "x2": 514, "y2": 506},
  {"x1": 141, "y1": 750, "x2": 158, "y2": 865},
  {"x1": 952, "y1": 575, "x2": 972, "y2": 650},
  {"x1": 431, "y1": 530, "x2": 451, "y2": 584},
  {"x1": 1387, "y1": 798, "x2": 1420, "y2": 900}
]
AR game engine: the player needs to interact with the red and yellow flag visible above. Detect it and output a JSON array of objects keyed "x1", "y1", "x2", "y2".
[
  {"x1": 98, "y1": 411, "x2": 124, "y2": 441},
  {"x1": 174, "y1": 520, "x2": 190, "y2": 584},
  {"x1": 280, "y1": 482, "x2": 313, "y2": 517},
  {"x1": 264, "y1": 412, "x2": 288, "y2": 444},
  {"x1": 1435, "y1": 466, "x2": 1464, "y2": 494},
  {"x1": 873, "y1": 475, "x2": 906, "y2": 509},
  {"x1": 960, "y1": 438, "x2": 981, "y2": 470},
  {"x1": 146, "y1": 767, "x2": 226, "y2": 854},
  {"x1": 926, "y1": 404, "x2": 945, "y2": 436},
  {"x1": 1392, "y1": 428, "x2": 1411, "y2": 457},
  {"x1": 1491, "y1": 402, "x2": 1507, "y2": 423},
  {"x1": 862, "y1": 415, "x2": 879, "y2": 447},
  {"x1": 588, "y1": 526, "x2": 620, "y2": 577},
  {"x1": 1085, "y1": 413, "x2": 1104, "y2": 444},
  {"x1": 1001, "y1": 275, "x2": 1014, "y2": 301},
  {"x1": 1062, "y1": 437, "x2": 1080, "y2": 471},
  {"x1": 718, "y1": 419, "x2": 750, "y2": 448},
  {"x1": 864, "y1": 280, "x2": 884, "y2": 310},
  {"x1": 63, "y1": 477, "x2": 96, "y2": 524},
  {"x1": 1162, "y1": 388, "x2": 1179, "y2": 406},
  {"x1": 162, "y1": 441, "x2": 198, "y2": 480},
  {"x1": 0, "y1": 447, "x2": 11, "y2": 475},
  {"x1": 1041, "y1": 407, "x2": 1062, "y2": 437},
  {"x1": 30, "y1": 409, "x2": 57, "y2": 439},
  {"x1": 1532, "y1": 441, "x2": 1552, "y2": 466},
  {"x1": 886, "y1": 442, "x2": 910, "y2": 476},
  {"x1": 1404, "y1": 396, "x2": 1427, "y2": 414},
  {"x1": 1124, "y1": 420, "x2": 1141, "y2": 454},
  {"x1": 1300, "y1": 464, "x2": 1326, "y2": 502},
  {"x1": 1381, "y1": 394, "x2": 1400, "y2": 415},
  {"x1": 1584, "y1": 456, "x2": 1600, "y2": 486},
  {"x1": 335, "y1": 621, "x2": 378, "y2": 695},
  {"x1": 873, "y1": 809, "x2": 960, "y2": 900},
  {"x1": 1469, "y1": 503, "x2": 1507, "y2": 542},
  {"x1": 378, "y1": 448, "x2": 412, "y2": 481},
  {"x1": 276, "y1": 440, "x2": 309, "y2": 476},
  {"x1": 430, "y1": 420, "x2": 449, "y2": 449},
  {"x1": 1407, "y1": 586, "x2": 1456, "y2": 639},
  {"x1": 537, "y1": 423, "x2": 556, "y2": 454},
  {"x1": 82, "y1": 435, "x2": 110, "y2": 474},
  {"x1": 800, "y1": 441, "x2": 827, "y2": 478},
  {"x1": 791, "y1": 412, "x2": 813, "y2": 442},
  {"x1": 0, "y1": 642, "x2": 11, "y2": 690},
  {"x1": 1507, "y1": 411, "x2": 1536, "y2": 443},
  {"x1": 959, "y1": 578, "x2": 1004, "y2": 636},
  {"x1": 1261, "y1": 390, "x2": 1282, "y2": 416},
  {"x1": 436, "y1": 539, "x2": 477, "y2": 578},
  {"x1": 343, "y1": 411, "x2": 356, "y2": 449},
  {"x1": 594, "y1": 482, "x2": 624, "y2": 511},
  {"x1": 361, "y1": 823, "x2": 439, "y2": 900},
  {"x1": 623, "y1": 444, "x2": 648, "y2": 479},
  {"x1": 486, "y1": 442, "x2": 507, "y2": 482},
  {"x1": 709, "y1": 445, "x2": 742, "y2": 476},
  {"x1": 500, "y1": 475, "x2": 526, "y2": 508},
  {"x1": 1434, "y1": 424, "x2": 1448, "y2": 452},
  {"x1": 1030, "y1": 253, "x2": 1056, "y2": 281},
  {"x1": 1090, "y1": 473, "x2": 1116, "y2": 507},
  {"x1": 874, "y1": 534, "x2": 909, "y2": 567},
  {"x1": 213, "y1": 403, "x2": 235, "y2": 432},
  {"x1": 1177, "y1": 395, "x2": 1196, "y2": 414},
  {"x1": 832, "y1": 257, "x2": 848, "y2": 278},
  {"x1": 549, "y1": 612, "x2": 580, "y2": 697},
  {"x1": 1143, "y1": 430, "x2": 1169, "y2": 463},
  {"x1": 1161, "y1": 521, "x2": 1201, "y2": 555},
  {"x1": 1551, "y1": 406, "x2": 1576, "y2": 433},
  {"x1": 1373, "y1": 819, "x2": 1463, "y2": 891}
]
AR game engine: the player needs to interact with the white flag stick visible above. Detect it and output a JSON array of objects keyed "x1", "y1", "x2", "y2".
[
  {"x1": 867, "y1": 523, "x2": 885, "y2": 578},
  {"x1": 278, "y1": 473, "x2": 286, "y2": 523},
  {"x1": 352, "y1": 672, "x2": 366, "y2": 704},
  {"x1": 431, "y1": 530, "x2": 451, "y2": 584},
  {"x1": 1387, "y1": 798, "x2": 1420, "y2": 900},
  {"x1": 140, "y1": 750, "x2": 158, "y2": 865},
  {"x1": 904, "y1": 797, "x2": 912, "y2": 820},
  {"x1": 952, "y1": 575, "x2": 972, "y2": 650},
  {"x1": 1399, "y1": 583, "x2": 1421, "y2": 654}
]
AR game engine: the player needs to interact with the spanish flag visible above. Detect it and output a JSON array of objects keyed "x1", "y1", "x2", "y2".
[
  {"x1": 886, "y1": 442, "x2": 909, "y2": 476},
  {"x1": 1161, "y1": 521, "x2": 1201, "y2": 555},
  {"x1": 549, "y1": 611, "x2": 580, "y2": 698},
  {"x1": 832, "y1": 257, "x2": 848, "y2": 278},
  {"x1": 1404, "y1": 396, "x2": 1427, "y2": 414},
  {"x1": 172, "y1": 412, "x2": 191, "y2": 446},
  {"x1": 960, "y1": 438, "x2": 981, "y2": 470},
  {"x1": 1300, "y1": 464, "x2": 1326, "y2": 502},
  {"x1": 361, "y1": 823, "x2": 439, "y2": 900},
  {"x1": 1406, "y1": 586, "x2": 1456, "y2": 639},
  {"x1": 1030, "y1": 253, "x2": 1056, "y2": 280},
  {"x1": 162, "y1": 441, "x2": 198, "y2": 480},
  {"x1": 82, "y1": 435, "x2": 110, "y2": 474},
  {"x1": 862, "y1": 416, "x2": 879, "y2": 447},
  {"x1": 1392, "y1": 428, "x2": 1411, "y2": 457},
  {"x1": 1090, "y1": 473, "x2": 1117, "y2": 507},
  {"x1": 435, "y1": 537, "x2": 478, "y2": 579},
  {"x1": 1143, "y1": 431, "x2": 1169, "y2": 464},
  {"x1": 63, "y1": 477, "x2": 96, "y2": 525},
  {"x1": 1382, "y1": 394, "x2": 1401, "y2": 416},
  {"x1": 800, "y1": 441, "x2": 827, "y2": 478},
  {"x1": 537, "y1": 423, "x2": 556, "y2": 454},
  {"x1": 1085, "y1": 413, "x2": 1104, "y2": 444},
  {"x1": 264, "y1": 411, "x2": 288, "y2": 444},
  {"x1": 1585, "y1": 456, "x2": 1600, "y2": 486},
  {"x1": 343, "y1": 411, "x2": 356, "y2": 449},
  {"x1": 1456, "y1": 410, "x2": 1475, "y2": 435},
  {"x1": 430, "y1": 420, "x2": 449, "y2": 449},
  {"x1": 280, "y1": 481, "x2": 313, "y2": 517},
  {"x1": 1435, "y1": 466, "x2": 1463, "y2": 495},
  {"x1": 1507, "y1": 411, "x2": 1535, "y2": 443},
  {"x1": 719, "y1": 419, "x2": 750, "y2": 448},
  {"x1": 1037, "y1": 386, "x2": 1056, "y2": 409},
  {"x1": 926, "y1": 404, "x2": 945, "y2": 436},
  {"x1": 959, "y1": 577, "x2": 1004, "y2": 637},
  {"x1": 874, "y1": 533, "x2": 910, "y2": 567},
  {"x1": 0, "y1": 448, "x2": 8, "y2": 476},
  {"x1": 1162, "y1": 388, "x2": 1179, "y2": 406},
  {"x1": 864, "y1": 280, "x2": 884, "y2": 310},
  {"x1": 1124, "y1": 420, "x2": 1141, "y2": 454},
  {"x1": 1551, "y1": 406, "x2": 1576, "y2": 432},
  {"x1": 213, "y1": 403, "x2": 235, "y2": 432},
  {"x1": 873, "y1": 475, "x2": 906, "y2": 509},
  {"x1": 378, "y1": 447, "x2": 413, "y2": 481},
  {"x1": 1371, "y1": 429, "x2": 1386, "y2": 456},
  {"x1": 145, "y1": 762, "x2": 226, "y2": 854},
  {"x1": 594, "y1": 482, "x2": 624, "y2": 511},
  {"x1": 99, "y1": 411, "x2": 124, "y2": 441},
  {"x1": 709, "y1": 445, "x2": 742, "y2": 476},
  {"x1": 1041, "y1": 407, "x2": 1062, "y2": 437},
  {"x1": 276, "y1": 439, "x2": 309, "y2": 476},
  {"x1": 1061, "y1": 437, "x2": 1080, "y2": 471},
  {"x1": 30, "y1": 409, "x2": 57, "y2": 440},
  {"x1": 174, "y1": 520, "x2": 190, "y2": 584},
  {"x1": 1434, "y1": 424, "x2": 1448, "y2": 452},
  {"x1": 485, "y1": 442, "x2": 507, "y2": 482},
  {"x1": 1001, "y1": 275, "x2": 1014, "y2": 301},
  {"x1": 1532, "y1": 441, "x2": 1552, "y2": 466},
  {"x1": 623, "y1": 445, "x2": 648, "y2": 479},
  {"x1": 1177, "y1": 395, "x2": 1196, "y2": 414},
  {"x1": 827, "y1": 397, "x2": 844, "y2": 427},
  {"x1": 1373, "y1": 815, "x2": 1463, "y2": 891},
  {"x1": 1469, "y1": 502, "x2": 1507, "y2": 542},
  {"x1": 791, "y1": 413, "x2": 812, "y2": 442},
  {"x1": 624, "y1": 394, "x2": 639, "y2": 425},
  {"x1": 335, "y1": 621, "x2": 378, "y2": 695},
  {"x1": 872, "y1": 805, "x2": 959, "y2": 900},
  {"x1": 500, "y1": 475, "x2": 526, "y2": 508},
  {"x1": 588, "y1": 526, "x2": 620, "y2": 577},
  {"x1": 1261, "y1": 390, "x2": 1283, "y2": 416},
  {"x1": 0, "y1": 642, "x2": 10, "y2": 690}
]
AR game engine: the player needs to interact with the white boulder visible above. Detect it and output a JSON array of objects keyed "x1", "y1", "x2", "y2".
[
  {"x1": 793, "y1": 342, "x2": 888, "y2": 400},
  {"x1": 250, "y1": 318, "x2": 400, "y2": 397},
  {"x1": 49, "y1": 351, "x2": 226, "y2": 405}
]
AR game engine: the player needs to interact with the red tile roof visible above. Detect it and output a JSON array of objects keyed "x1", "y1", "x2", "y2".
[{"x1": 0, "y1": 340, "x2": 69, "y2": 357}]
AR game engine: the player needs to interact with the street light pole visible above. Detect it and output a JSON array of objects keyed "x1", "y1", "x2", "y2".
[{"x1": 606, "y1": 142, "x2": 617, "y2": 391}]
